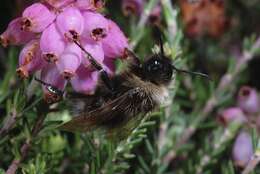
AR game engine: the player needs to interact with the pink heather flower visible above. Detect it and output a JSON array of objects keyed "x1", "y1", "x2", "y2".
[
  {"x1": 149, "y1": 4, "x2": 162, "y2": 25},
  {"x1": 75, "y1": 0, "x2": 104, "y2": 11},
  {"x1": 217, "y1": 107, "x2": 247, "y2": 126},
  {"x1": 17, "y1": 39, "x2": 46, "y2": 78},
  {"x1": 103, "y1": 58, "x2": 116, "y2": 75},
  {"x1": 71, "y1": 65, "x2": 99, "y2": 94},
  {"x1": 81, "y1": 38, "x2": 104, "y2": 68},
  {"x1": 232, "y1": 131, "x2": 253, "y2": 168},
  {"x1": 102, "y1": 19, "x2": 129, "y2": 59},
  {"x1": 2, "y1": 0, "x2": 130, "y2": 100},
  {"x1": 122, "y1": 0, "x2": 144, "y2": 16},
  {"x1": 237, "y1": 86, "x2": 260, "y2": 114},
  {"x1": 40, "y1": 23, "x2": 66, "y2": 63},
  {"x1": 56, "y1": 43, "x2": 82, "y2": 79},
  {"x1": 43, "y1": 0, "x2": 74, "y2": 9},
  {"x1": 56, "y1": 7, "x2": 84, "y2": 41},
  {"x1": 41, "y1": 64, "x2": 67, "y2": 103},
  {"x1": 21, "y1": 3, "x2": 56, "y2": 33},
  {"x1": 0, "y1": 17, "x2": 35, "y2": 47},
  {"x1": 82, "y1": 11, "x2": 109, "y2": 41}
]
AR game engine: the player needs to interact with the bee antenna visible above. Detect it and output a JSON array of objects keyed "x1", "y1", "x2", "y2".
[
  {"x1": 171, "y1": 65, "x2": 211, "y2": 80},
  {"x1": 158, "y1": 33, "x2": 164, "y2": 56},
  {"x1": 154, "y1": 27, "x2": 165, "y2": 56}
]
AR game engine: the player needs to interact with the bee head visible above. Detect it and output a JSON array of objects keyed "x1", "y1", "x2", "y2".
[{"x1": 143, "y1": 54, "x2": 173, "y2": 85}]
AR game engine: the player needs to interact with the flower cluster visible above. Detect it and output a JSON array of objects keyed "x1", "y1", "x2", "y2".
[
  {"x1": 217, "y1": 86, "x2": 260, "y2": 168},
  {"x1": 0, "y1": 0, "x2": 129, "y2": 102}
]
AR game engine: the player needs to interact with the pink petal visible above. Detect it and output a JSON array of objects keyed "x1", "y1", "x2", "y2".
[
  {"x1": 74, "y1": 0, "x2": 104, "y2": 11},
  {"x1": 103, "y1": 58, "x2": 116, "y2": 75},
  {"x1": 82, "y1": 11, "x2": 109, "y2": 41},
  {"x1": 102, "y1": 19, "x2": 129, "y2": 59},
  {"x1": 21, "y1": 3, "x2": 56, "y2": 33},
  {"x1": 71, "y1": 65, "x2": 99, "y2": 94},
  {"x1": 40, "y1": 23, "x2": 66, "y2": 63},
  {"x1": 149, "y1": 4, "x2": 162, "y2": 25},
  {"x1": 17, "y1": 39, "x2": 46, "y2": 78},
  {"x1": 237, "y1": 86, "x2": 260, "y2": 114},
  {"x1": 56, "y1": 43, "x2": 82, "y2": 79},
  {"x1": 217, "y1": 107, "x2": 247, "y2": 126},
  {"x1": 122, "y1": 0, "x2": 144, "y2": 16},
  {"x1": 0, "y1": 17, "x2": 35, "y2": 47},
  {"x1": 56, "y1": 7, "x2": 84, "y2": 41},
  {"x1": 41, "y1": 64, "x2": 67, "y2": 103},
  {"x1": 232, "y1": 131, "x2": 253, "y2": 168},
  {"x1": 81, "y1": 38, "x2": 104, "y2": 68}
]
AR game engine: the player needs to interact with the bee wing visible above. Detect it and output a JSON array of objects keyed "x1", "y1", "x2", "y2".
[
  {"x1": 59, "y1": 87, "x2": 153, "y2": 134},
  {"x1": 66, "y1": 92, "x2": 102, "y2": 116}
]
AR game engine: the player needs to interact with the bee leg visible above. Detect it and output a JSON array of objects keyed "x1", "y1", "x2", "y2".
[
  {"x1": 99, "y1": 69, "x2": 115, "y2": 92},
  {"x1": 73, "y1": 40, "x2": 116, "y2": 93},
  {"x1": 34, "y1": 77, "x2": 64, "y2": 102}
]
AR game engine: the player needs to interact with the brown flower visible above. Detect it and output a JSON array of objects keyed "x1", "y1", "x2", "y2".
[{"x1": 179, "y1": 0, "x2": 229, "y2": 38}]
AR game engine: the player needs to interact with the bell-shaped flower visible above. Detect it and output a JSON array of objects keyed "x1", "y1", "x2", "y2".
[
  {"x1": 56, "y1": 7, "x2": 84, "y2": 41},
  {"x1": 81, "y1": 38, "x2": 104, "y2": 68},
  {"x1": 82, "y1": 11, "x2": 108, "y2": 41},
  {"x1": 40, "y1": 23, "x2": 66, "y2": 63},
  {"x1": 71, "y1": 65, "x2": 99, "y2": 94},
  {"x1": 21, "y1": 3, "x2": 56, "y2": 33},
  {"x1": 17, "y1": 39, "x2": 46, "y2": 78},
  {"x1": 149, "y1": 4, "x2": 162, "y2": 25},
  {"x1": 41, "y1": 64, "x2": 67, "y2": 103},
  {"x1": 0, "y1": 17, "x2": 35, "y2": 47},
  {"x1": 217, "y1": 107, "x2": 247, "y2": 126},
  {"x1": 102, "y1": 19, "x2": 129, "y2": 59},
  {"x1": 75, "y1": 0, "x2": 104, "y2": 11},
  {"x1": 122, "y1": 0, "x2": 144, "y2": 16},
  {"x1": 237, "y1": 86, "x2": 260, "y2": 114},
  {"x1": 56, "y1": 43, "x2": 82, "y2": 79},
  {"x1": 232, "y1": 131, "x2": 253, "y2": 168}
]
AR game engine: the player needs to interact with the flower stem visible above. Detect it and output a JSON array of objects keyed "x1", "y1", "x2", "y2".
[
  {"x1": 163, "y1": 37, "x2": 260, "y2": 163},
  {"x1": 5, "y1": 100, "x2": 49, "y2": 174}
]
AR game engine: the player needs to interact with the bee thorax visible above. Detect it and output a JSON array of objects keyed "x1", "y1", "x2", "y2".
[{"x1": 151, "y1": 86, "x2": 169, "y2": 104}]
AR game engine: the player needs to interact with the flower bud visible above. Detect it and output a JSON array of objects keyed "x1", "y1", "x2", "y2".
[
  {"x1": 56, "y1": 43, "x2": 82, "y2": 79},
  {"x1": 81, "y1": 38, "x2": 104, "y2": 68},
  {"x1": 232, "y1": 131, "x2": 253, "y2": 168},
  {"x1": 40, "y1": 23, "x2": 66, "y2": 63},
  {"x1": 17, "y1": 39, "x2": 46, "y2": 78},
  {"x1": 217, "y1": 107, "x2": 247, "y2": 126},
  {"x1": 237, "y1": 86, "x2": 260, "y2": 114},
  {"x1": 41, "y1": 64, "x2": 67, "y2": 103},
  {"x1": 102, "y1": 19, "x2": 129, "y2": 59},
  {"x1": 0, "y1": 17, "x2": 35, "y2": 47},
  {"x1": 75, "y1": 0, "x2": 104, "y2": 11},
  {"x1": 122, "y1": 0, "x2": 144, "y2": 16},
  {"x1": 82, "y1": 11, "x2": 108, "y2": 41},
  {"x1": 71, "y1": 65, "x2": 99, "y2": 94},
  {"x1": 21, "y1": 3, "x2": 56, "y2": 33},
  {"x1": 149, "y1": 4, "x2": 162, "y2": 25},
  {"x1": 56, "y1": 7, "x2": 84, "y2": 41}
]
